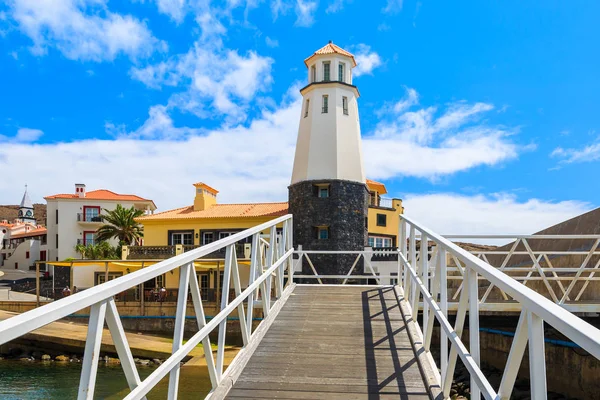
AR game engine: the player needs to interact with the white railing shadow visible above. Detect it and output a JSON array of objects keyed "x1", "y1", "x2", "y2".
[
  {"x1": 0, "y1": 215, "x2": 294, "y2": 400},
  {"x1": 399, "y1": 215, "x2": 600, "y2": 400}
]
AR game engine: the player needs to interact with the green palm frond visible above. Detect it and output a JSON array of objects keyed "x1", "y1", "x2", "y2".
[{"x1": 95, "y1": 204, "x2": 145, "y2": 245}]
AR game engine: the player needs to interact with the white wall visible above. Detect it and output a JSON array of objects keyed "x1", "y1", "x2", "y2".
[{"x1": 3, "y1": 240, "x2": 40, "y2": 271}]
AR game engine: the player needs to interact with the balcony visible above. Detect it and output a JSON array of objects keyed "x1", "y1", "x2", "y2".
[
  {"x1": 369, "y1": 196, "x2": 394, "y2": 209},
  {"x1": 77, "y1": 213, "x2": 103, "y2": 223},
  {"x1": 124, "y1": 242, "x2": 251, "y2": 260}
]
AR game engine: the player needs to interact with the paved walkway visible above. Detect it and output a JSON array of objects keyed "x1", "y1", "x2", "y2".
[{"x1": 224, "y1": 285, "x2": 432, "y2": 399}]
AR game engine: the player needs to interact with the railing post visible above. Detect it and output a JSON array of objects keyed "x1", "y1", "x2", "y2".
[
  {"x1": 468, "y1": 268, "x2": 481, "y2": 400},
  {"x1": 420, "y1": 233, "x2": 429, "y2": 336},
  {"x1": 399, "y1": 218, "x2": 406, "y2": 288},
  {"x1": 78, "y1": 300, "x2": 108, "y2": 400},
  {"x1": 439, "y1": 247, "x2": 448, "y2": 381},
  {"x1": 528, "y1": 311, "x2": 547, "y2": 399},
  {"x1": 409, "y1": 226, "x2": 418, "y2": 313},
  {"x1": 216, "y1": 245, "x2": 234, "y2": 378},
  {"x1": 175, "y1": 244, "x2": 184, "y2": 256},
  {"x1": 246, "y1": 233, "x2": 260, "y2": 339},
  {"x1": 168, "y1": 262, "x2": 191, "y2": 400},
  {"x1": 286, "y1": 218, "x2": 294, "y2": 285}
]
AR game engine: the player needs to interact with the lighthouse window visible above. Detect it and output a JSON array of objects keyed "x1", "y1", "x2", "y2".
[
  {"x1": 342, "y1": 96, "x2": 348, "y2": 115},
  {"x1": 304, "y1": 99, "x2": 310, "y2": 118},
  {"x1": 311, "y1": 65, "x2": 316, "y2": 83},
  {"x1": 338, "y1": 63, "x2": 345, "y2": 82},
  {"x1": 322, "y1": 95, "x2": 329, "y2": 113},
  {"x1": 319, "y1": 187, "x2": 329, "y2": 198},
  {"x1": 318, "y1": 227, "x2": 329, "y2": 240},
  {"x1": 323, "y1": 62, "x2": 330, "y2": 81}
]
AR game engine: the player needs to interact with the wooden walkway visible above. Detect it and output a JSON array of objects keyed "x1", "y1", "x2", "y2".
[{"x1": 224, "y1": 285, "x2": 433, "y2": 399}]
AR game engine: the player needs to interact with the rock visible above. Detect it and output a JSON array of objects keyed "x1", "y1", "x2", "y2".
[
  {"x1": 55, "y1": 355, "x2": 70, "y2": 362},
  {"x1": 451, "y1": 394, "x2": 458, "y2": 400},
  {"x1": 450, "y1": 389, "x2": 458, "y2": 396},
  {"x1": 133, "y1": 358, "x2": 140, "y2": 363},
  {"x1": 41, "y1": 354, "x2": 52, "y2": 361},
  {"x1": 19, "y1": 357, "x2": 33, "y2": 362},
  {"x1": 138, "y1": 359, "x2": 150, "y2": 366},
  {"x1": 152, "y1": 359, "x2": 162, "y2": 365}
]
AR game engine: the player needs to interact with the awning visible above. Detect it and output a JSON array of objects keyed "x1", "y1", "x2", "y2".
[{"x1": 45, "y1": 260, "x2": 250, "y2": 269}]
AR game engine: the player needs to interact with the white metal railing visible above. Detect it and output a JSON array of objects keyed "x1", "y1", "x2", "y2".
[
  {"x1": 292, "y1": 248, "x2": 398, "y2": 284},
  {"x1": 431, "y1": 234, "x2": 600, "y2": 311},
  {"x1": 0, "y1": 215, "x2": 294, "y2": 400},
  {"x1": 399, "y1": 215, "x2": 600, "y2": 400}
]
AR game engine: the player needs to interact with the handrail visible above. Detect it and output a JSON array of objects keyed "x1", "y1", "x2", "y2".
[
  {"x1": 399, "y1": 214, "x2": 600, "y2": 400},
  {"x1": 0, "y1": 214, "x2": 294, "y2": 399},
  {"x1": 0, "y1": 214, "x2": 291, "y2": 343}
]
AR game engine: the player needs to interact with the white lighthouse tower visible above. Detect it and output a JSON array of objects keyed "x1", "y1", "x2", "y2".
[
  {"x1": 289, "y1": 42, "x2": 369, "y2": 278},
  {"x1": 291, "y1": 41, "x2": 366, "y2": 184}
]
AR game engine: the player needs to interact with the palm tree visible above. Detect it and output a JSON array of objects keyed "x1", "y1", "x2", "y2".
[
  {"x1": 95, "y1": 204, "x2": 145, "y2": 246},
  {"x1": 75, "y1": 241, "x2": 119, "y2": 260}
]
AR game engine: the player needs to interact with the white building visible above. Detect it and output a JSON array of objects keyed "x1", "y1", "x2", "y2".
[
  {"x1": 0, "y1": 187, "x2": 48, "y2": 271},
  {"x1": 44, "y1": 184, "x2": 156, "y2": 289}
]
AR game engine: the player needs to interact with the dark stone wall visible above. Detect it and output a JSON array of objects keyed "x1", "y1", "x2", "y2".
[{"x1": 288, "y1": 179, "x2": 368, "y2": 280}]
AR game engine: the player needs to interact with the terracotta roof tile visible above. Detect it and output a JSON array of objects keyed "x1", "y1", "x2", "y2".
[
  {"x1": 45, "y1": 190, "x2": 156, "y2": 208},
  {"x1": 10, "y1": 227, "x2": 47, "y2": 239},
  {"x1": 138, "y1": 202, "x2": 289, "y2": 221},
  {"x1": 366, "y1": 179, "x2": 387, "y2": 195},
  {"x1": 192, "y1": 182, "x2": 219, "y2": 195},
  {"x1": 304, "y1": 42, "x2": 357, "y2": 67}
]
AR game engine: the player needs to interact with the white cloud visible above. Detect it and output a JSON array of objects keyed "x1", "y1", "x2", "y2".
[
  {"x1": 155, "y1": 0, "x2": 187, "y2": 23},
  {"x1": 401, "y1": 192, "x2": 592, "y2": 242},
  {"x1": 131, "y1": 43, "x2": 273, "y2": 121},
  {"x1": 363, "y1": 88, "x2": 523, "y2": 180},
  {"x1": 551, "y1": 138, "x2": 600, "y2": 164},
  {"x1": 382, "y1": 0, "x2": 402, "y2": 14},
  {"x1": 326, "y1": 0, "x2": 345, "y2": 13},
  {"x1": 0, "y1": 95, "x2": 301, "y2": 210},
  {"x1": 0, "y1": 127, "x2": 44, "y2": 143},
  {"x1": 265, "y1": 36, "x2": 279, "y2": 48},
  {"x1": 295, "y1": 0, "x2": 317, "y2": 27},
  {"x1": 352, "y1": 44, "x2": 382, "y2": 77},
  {"x1": 6, "y1": 0, "x2": 165, "y2": 62}
]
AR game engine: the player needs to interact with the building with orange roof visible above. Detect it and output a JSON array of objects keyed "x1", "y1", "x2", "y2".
[
  {"x1": 1, "y1": 187, "x2": 49, "y2": 271},
  {"x1": 126, "y1": 183, "x2": 289, "y2": 291},
  {"x1": 43, "y1": 183, "x2": 156, "y2": 289}
]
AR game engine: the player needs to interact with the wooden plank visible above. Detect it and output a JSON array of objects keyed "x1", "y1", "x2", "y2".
[{"x1": 219, "y1": 285, "x2": 431, "y2": 399}]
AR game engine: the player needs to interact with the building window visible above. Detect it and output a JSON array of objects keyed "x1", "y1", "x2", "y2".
[
  {"x1": 311, "y1": 65, "x2": 316, "y2": 82},
  {"x1": 202, "y1": 232, "x2": 214, "y2": 245},
  {"x1": 342, "y1": 96, "x2": 348, "y2": 115},
  {"x1": 15, "y1": 262, "x2": 18, "y2": 269},
  {"x1": 318, "y1": 227, "x2": 329, "y2": 240},
  {"x1": 219, "y1": 232, "x2": 235, "y2": 240},
  {"x1": 368, "y1": 236, "x2": 393, "y2": 248},
  {"x1": 338, "y1": 63, "x2": 345, "y2": 82},
  {"x1": 96, "y1": 272, "x2": 123, "y2": 285},
  {"x1": 322, "y1": 95, "x2": 328, "y2": 113},
  {"x1": 171, "y1": 232, "x2": 194, "y2": 245},
  {"x1": 323, "y1": 62, "x2": 330, "y2": 81},
  {"x1": 318, "y1": 187, "x2": 329, "y2": 198},
  {"x1": 56, "y1": 234, "x2": 59, "y2": 249},
  {"x1": 55, "y1": 209, "x2": 58, "y2": 224},
  {"x1": 40, "y1": 251, "x2": 46, "y2": 261},
  {"x1": 83, "y1": 231, "x2": 95, "y2": 245},
  {"x1": 26, "y1": 251, "x2": 29, "y2": 259},
  {"x1": 156, "y1": 274, "x2": 165, "y2": 288},
  {"x1": 83, "y1": 206, "x2": 101, "y2": 222},
  {"x1": 376, "y1": 214, "x2": 387, "y2": 227},
  {"x1": 304, "y1": 99, "x2": 310, "y2": 118},
  {"x1": 197, "y1": 273, "x2": 209, "y2": 290}
]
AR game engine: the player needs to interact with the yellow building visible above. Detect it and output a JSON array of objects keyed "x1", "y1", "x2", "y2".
[
  {"x1": 366, "y1": 179, "x2": 404, "y2": 248},
  {"x1": 130, "y1": 183, "x2": 288, "y2": 295}
]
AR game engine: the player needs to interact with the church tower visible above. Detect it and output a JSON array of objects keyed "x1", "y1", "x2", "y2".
[
  {"x1": 18, "y1": 185, "x2": 36, "y2": 225},
  {"x1": 288, "y1": 41, "x2": 368, "y2": 277}
]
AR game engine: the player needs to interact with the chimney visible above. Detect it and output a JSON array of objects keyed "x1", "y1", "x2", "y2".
[
  {"x1": 75, "y1": 183, "x2": 86, "y2": 198},
  {"x1": 193, "y1": 182, "x2": 218, "y2": 211}
]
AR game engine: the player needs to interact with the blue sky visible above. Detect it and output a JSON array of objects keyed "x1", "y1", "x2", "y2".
[{"x1": 0, "y1": 0, "x2": 599, "y2": 234}]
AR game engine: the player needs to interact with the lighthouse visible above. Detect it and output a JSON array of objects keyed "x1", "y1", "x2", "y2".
[{"x1": 288, "y1": 41, "x2": 369, "y2": 278}]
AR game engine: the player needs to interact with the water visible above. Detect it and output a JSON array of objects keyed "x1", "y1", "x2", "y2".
[{"x1": 0, "y1": 360, "x2": 213, "y2": 399}]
